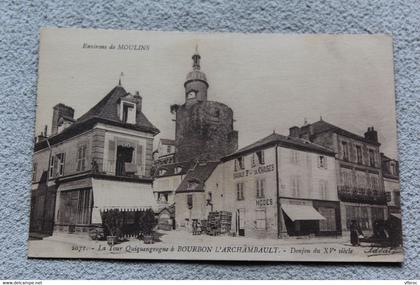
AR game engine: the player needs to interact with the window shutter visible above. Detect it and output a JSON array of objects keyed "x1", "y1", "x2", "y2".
[
  {"x1": 136, "y1": 144, "x2": 143, "y2": 165},
  {"x1": 108, "y1": 140, "x2": 116, "y2": 161}
]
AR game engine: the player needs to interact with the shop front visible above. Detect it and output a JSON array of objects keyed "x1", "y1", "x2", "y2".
[{"x1": 280, "y1": 198, "x2": 341, "y2": 237}]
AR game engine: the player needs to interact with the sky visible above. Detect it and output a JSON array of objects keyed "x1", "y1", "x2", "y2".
[{"x1": 36, "y1": 28, "x2": 399, "y2": 158}]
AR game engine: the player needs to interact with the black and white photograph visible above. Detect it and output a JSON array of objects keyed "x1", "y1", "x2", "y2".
[{"x1": 28, "y1": 28, "x2": 403, "y2": 262}]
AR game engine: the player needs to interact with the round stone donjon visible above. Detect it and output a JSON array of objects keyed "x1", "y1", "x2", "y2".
[{"x1": 175, "y1": 101, "x2": 238, "y2": 162}]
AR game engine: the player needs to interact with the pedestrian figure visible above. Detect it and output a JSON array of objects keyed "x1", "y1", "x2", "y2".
[{"x1": 350, "y1": 220, "x2": 362, "y2": 246}]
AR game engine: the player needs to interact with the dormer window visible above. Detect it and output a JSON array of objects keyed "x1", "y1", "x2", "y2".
[{"x1": 119, "y1": 100, "x2": 136, "y2": 124}]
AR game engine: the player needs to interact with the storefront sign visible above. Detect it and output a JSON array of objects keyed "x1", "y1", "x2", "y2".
[
  {"x1": 233, "y1": 164, "x2": 274, "y2": 179},
  {"x1": 256, "y1": 198, "x2": 273, "y2": 207}
]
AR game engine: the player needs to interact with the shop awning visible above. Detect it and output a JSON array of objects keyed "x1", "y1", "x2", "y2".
[
  {"x1": 91, "y1": 179, "x2": 157, "y2": 223},
  {"x1": 281, "y1": 204, "x2": 326, "y2": 221}
]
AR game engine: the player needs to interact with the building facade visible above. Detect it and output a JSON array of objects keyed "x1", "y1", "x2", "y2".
[
  {"x1": 289, "y1": 120, "x2": 388, "y2": 233},
  {"x1": 152, "y1": 138, "x2": 176, "y2": 166},
  {"x1": 172, "y1": 133, "x2": 340, "y2": 238},
  {"x1": 30, "y1": 84, "x2": 159, "y2": 236},
  {"x1": 381, "y1": 153, "x2": 400, "y2": 215},
  {"x1": 212, "y1": 133, "x2": 340, "y2": 239}
]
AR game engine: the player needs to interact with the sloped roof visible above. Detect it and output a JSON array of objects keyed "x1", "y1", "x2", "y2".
[
  {"x1": 306, "y1": 120, "x2": 380, "y2": 146},
  {"x1": 77, "y1": 85, "x2": 159, "y2": 133},
  {"x1": 34, "y1": 85, "x2": 159, "y2": 151},
  {"x1": 175, "y1": 161, "x2": 220, "y2": 193},
  {"x1": 223, "y1": 132, "x2": 335, "y2": 161}
]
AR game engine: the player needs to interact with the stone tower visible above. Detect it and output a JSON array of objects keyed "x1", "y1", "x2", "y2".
[{"x1": 172, "y1": 47, "x2": 238, "y2": 162}]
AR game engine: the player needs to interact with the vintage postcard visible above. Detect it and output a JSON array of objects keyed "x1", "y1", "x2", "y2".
[{"x1": 28, "y1": 28, "x2": 403, "y2": 262}]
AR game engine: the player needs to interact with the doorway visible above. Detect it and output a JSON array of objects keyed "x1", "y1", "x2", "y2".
[{"x1": 116, "y1": 146, "x2": 134, "y2": 176}]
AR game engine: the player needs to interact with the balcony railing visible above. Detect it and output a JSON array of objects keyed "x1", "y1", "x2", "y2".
[
  {"x1": 103, "y1": 160, "x2": 144, "y2": 177},
  {"x1": 337, "y1": 185, "x2": 386, "y2": 205}
]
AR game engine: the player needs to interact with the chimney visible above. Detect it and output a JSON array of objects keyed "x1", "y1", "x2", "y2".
[
  {"x1": 364, "y1": 126, "x2": 378, "y2": 142},
  {"x1": 37, "y1": 132, "x2": 46, "y2": 142},
  {"x1": 299, "y1": 124, "x2": 314, "y2": 140},
  {"x1": 44, "y1": 125, "x2": 48, "y2": 138},
  {"x1": 134, "y1": 91, "x2": 142, "y2": 112},
  {"x1": 289, "y1": 126, "x2": 300, "y2": 138},
  {"x1": 51, "y1": 103, "x2": 75, "y2": 135}
]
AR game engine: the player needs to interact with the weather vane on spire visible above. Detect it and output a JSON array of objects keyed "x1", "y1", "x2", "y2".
[{"x1": 118, "y1": 72, "x2": 124, "y2": 86}]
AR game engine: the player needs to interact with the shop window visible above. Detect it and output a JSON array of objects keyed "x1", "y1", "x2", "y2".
[
  {"x1": 256, "y1": 179, "x2": 265, "y2": 198},
  {"x1": 342, "y1": 141, "x2": 349, "y2": 161},
  {"x1": 345, "y1": 205, "x2": 370, "y2": 230},
  {"x1": 356, "y1": 145, "x2": 363, "y2": 164},
  {"x1": 371, "y1": 207, "x2": 384, "y2": 222},
  {"x1": 236, "y1": 182, "x2": 245, "y2": 200},
  {"x1": 318, "y1": 155, "x2": 327, "y2": 169},
  {"x1": 187, "y1": 194, "x2": 193, "y2": 209},
  {"x1": 77, "y1": 145, "x2": 87, "y2": 172},
  {"x1": 255, "y1": 209, "x2": 266, "y2": 230},
  {"x1": 57, "y1": 189, "x2": 92, "y2": 225},
  {"x1": 318, "y1": 207, "x2": 336, "y2": 232},
  {"x1": 360, "y1": 207, "x2": 370, "y2": 230},
  {"x1": 167, "y1": 145, "x2": 172, "y2": 154}
]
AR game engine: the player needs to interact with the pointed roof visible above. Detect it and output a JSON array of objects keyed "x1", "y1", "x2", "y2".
[
  {"x1": 175, "y1": 161, "x2": 220, "y2": 193},
  {"x1": 304, "y1": 120, "x2": 380, "y2": 145},
  {"x1": 34, "y1": 85, "x2": 159, "y2": 151}
]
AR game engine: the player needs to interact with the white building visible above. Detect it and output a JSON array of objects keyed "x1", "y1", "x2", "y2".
[{"x1": 173, "y1": 132, "x2": 341, "y2": 239}]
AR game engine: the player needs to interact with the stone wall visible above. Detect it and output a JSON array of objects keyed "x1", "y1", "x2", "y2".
[{"x1": 175, "y1": 101, "x2": 238, "y2": 162}]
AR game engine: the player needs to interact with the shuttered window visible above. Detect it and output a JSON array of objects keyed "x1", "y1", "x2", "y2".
[
  {"x1": 77, "y1": 145, "x2": 87, "y2": 171},
  {"x1": 256, "y1": 179, "x2": 265, "y2": 198}
]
